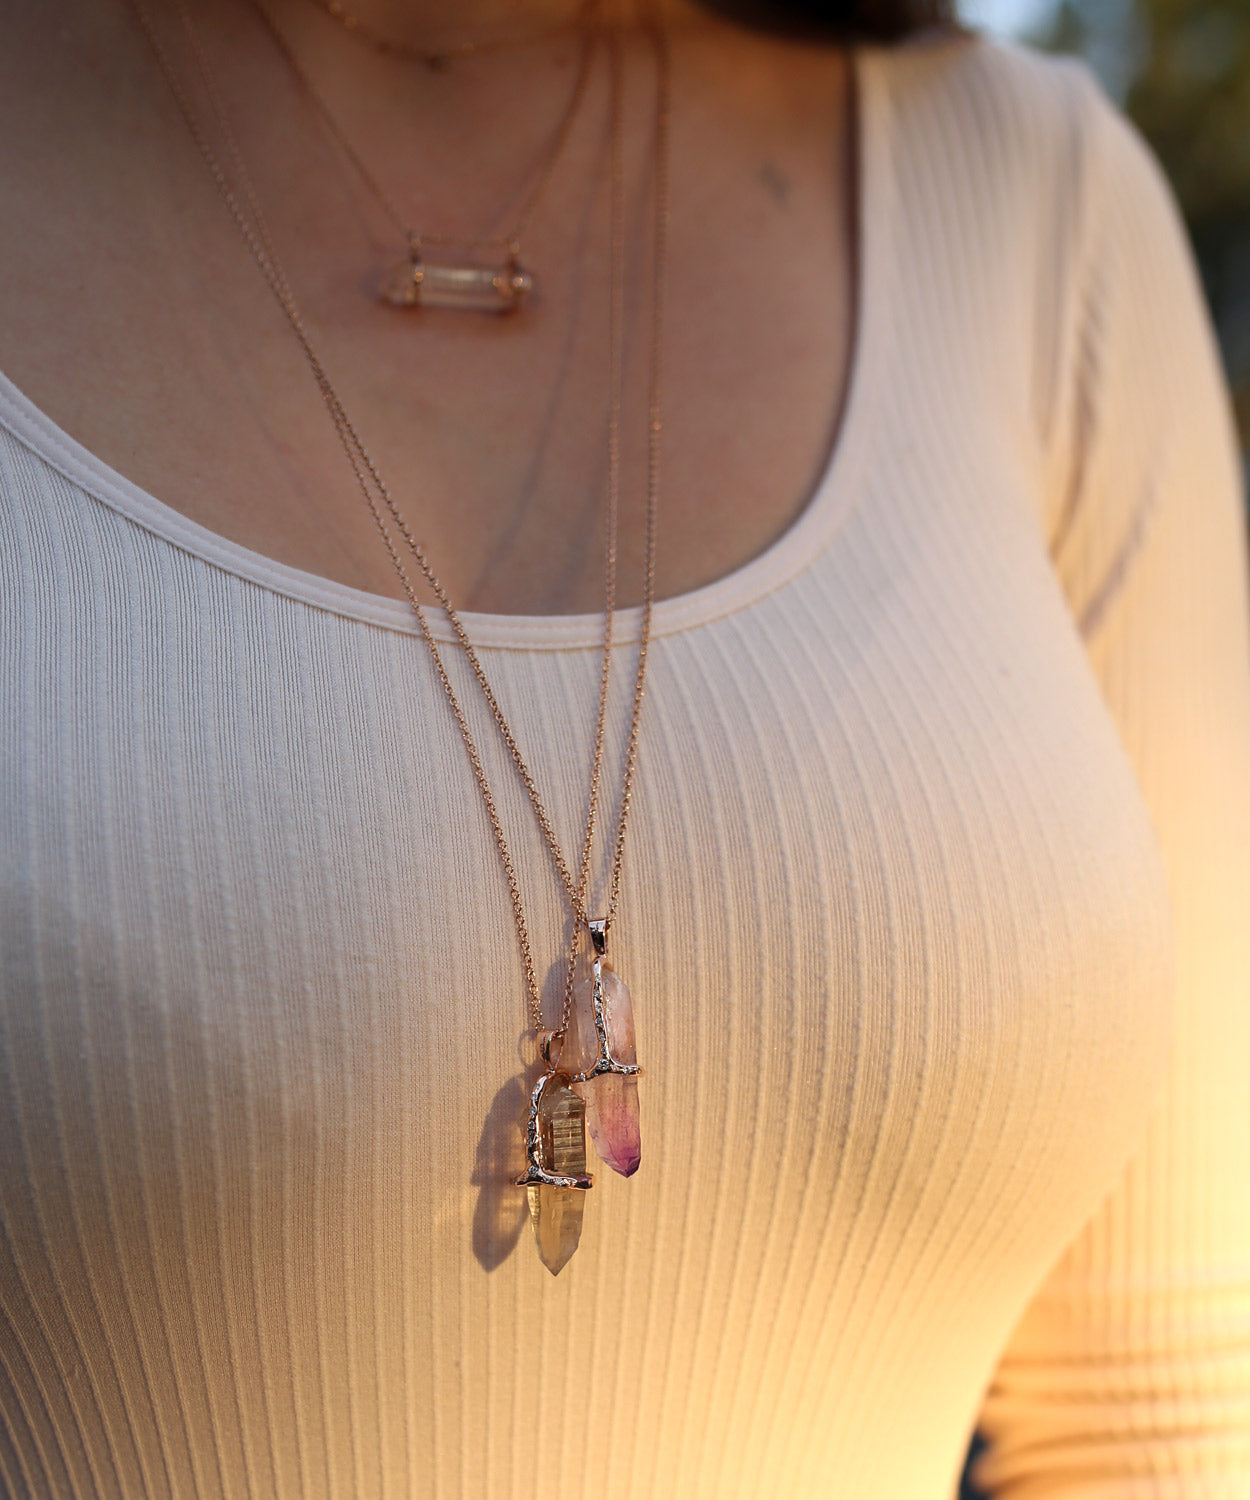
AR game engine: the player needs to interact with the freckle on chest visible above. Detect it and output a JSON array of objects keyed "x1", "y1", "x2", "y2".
[{"x1": 759, "y1": 159, "x2": 793, "y2": 205}]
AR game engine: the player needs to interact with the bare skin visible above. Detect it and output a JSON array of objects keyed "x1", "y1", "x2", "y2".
[{"x1": 0, "y1": 0, "x2": 855, "y2": 615}]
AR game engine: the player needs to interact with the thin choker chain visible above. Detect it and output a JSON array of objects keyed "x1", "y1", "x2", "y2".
[{"x1": 303, "y1": 0, "x2": 595, "y2": 69}]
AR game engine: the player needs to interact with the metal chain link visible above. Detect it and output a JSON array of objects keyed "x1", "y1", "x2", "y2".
[
  {"x1": 253, "y1": 0, "x2": 603, "y2": 256},
  {"x1": 128, "y1": 0, "x2": 668, "y2": 1039}
]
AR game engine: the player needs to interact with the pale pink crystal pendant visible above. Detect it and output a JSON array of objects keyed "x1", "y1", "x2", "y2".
[
  {"x1": 569, "y1": 925, "x2": 642, "y2": 1178},
  {"x1": 378, "y1": 251, "x2": 533, "y2": 313}
]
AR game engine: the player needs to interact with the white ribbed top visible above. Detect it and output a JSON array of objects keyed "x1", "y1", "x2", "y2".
[{"x1": 2, "y1": 30, "x2": 1249, "y2": 1500}]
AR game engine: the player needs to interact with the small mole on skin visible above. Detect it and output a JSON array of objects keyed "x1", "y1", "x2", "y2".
[{"x1": 759, "y1": 161, "x2": 792, "y2": 206}]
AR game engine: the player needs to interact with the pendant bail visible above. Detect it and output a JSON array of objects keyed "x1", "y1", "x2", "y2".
[
  {"x1": 537, "y1": 1029, "x2": 564, "y2": 1069},
  {"x1": 589, "y1": 918, "x2": 607, "y2": 958}
]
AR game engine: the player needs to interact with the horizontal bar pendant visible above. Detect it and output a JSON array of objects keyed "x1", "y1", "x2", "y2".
[{"x1": 379, "y1": 255, "x2": 533, "y2": 313}]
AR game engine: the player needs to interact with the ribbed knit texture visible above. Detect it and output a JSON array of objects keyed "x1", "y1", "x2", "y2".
[{"x1": 1, "y1": 30, "x2": 1248, "y2": 1500}]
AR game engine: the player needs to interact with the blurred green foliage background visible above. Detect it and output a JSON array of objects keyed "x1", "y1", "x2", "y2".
[{"x1": 967, "y1": 0, "x2": 1250, "y2": 470}]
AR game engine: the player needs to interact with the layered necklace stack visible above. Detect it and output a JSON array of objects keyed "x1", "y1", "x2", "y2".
[{"x1": 128, "y1": 0, "x2": 670, "y2": 1273}]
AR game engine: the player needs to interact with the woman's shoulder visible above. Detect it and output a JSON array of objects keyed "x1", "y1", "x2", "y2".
[
  {"x1": 873, "y1": 27, "x2": 1182, "y2": 310},
  {"x1": 877, "y1": 25, "x2": 1098, "y2": 127},
  {"x1": 874, "y1": 27, "x2": 1154, "y2": 214}
]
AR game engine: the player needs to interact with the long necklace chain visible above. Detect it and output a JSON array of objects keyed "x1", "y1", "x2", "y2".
[
  {"x1": 303, "y1": 0, "x2": 593, "y2": 69},
  {"x1": 255, "y1": 0, "x2": 603, "y2": 260},
  {"x1": 128, "y1": 0, "x2": 670, "y2": 1044}
]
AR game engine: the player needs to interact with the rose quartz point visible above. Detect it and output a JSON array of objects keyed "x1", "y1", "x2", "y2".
[{"x1": 571, "y1": 967, "x2": 642, "y2": 1178}]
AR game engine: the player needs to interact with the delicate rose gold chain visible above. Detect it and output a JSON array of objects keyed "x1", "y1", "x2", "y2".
[
  {"x1": 605, "y1": 14, "x2": 666, "y2": 939},
  {"x1": 551, "y1": 9, "x2": 669, "y2": 1048},
  {"x1": 549, "y1": 15, "x2": 626, "y2": 1049},
  {"x1": 127, "y1": 0, "x2": 668, "y2": 1038},
  {"x1": 254, "y1": 0, "x2": 602, "y2": 256},
  {"x1": 303, "y1": 0, "x2": 592, "y2": 68}
]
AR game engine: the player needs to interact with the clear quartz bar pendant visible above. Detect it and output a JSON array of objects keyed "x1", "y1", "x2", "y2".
[
  {"x1": 570, "y1": 923, "x2": 642, "y2": 1178},
  {"x1": 378, "y1": 252, "x2": 533, "y2": 313},
  {"x1": 515, "y1": 1072, "x2": 591, "y2": 1275}
]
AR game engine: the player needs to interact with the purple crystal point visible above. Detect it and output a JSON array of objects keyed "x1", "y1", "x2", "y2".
[{"x1": 571, "y1": 966, "x2": 642, "y2": 1177}]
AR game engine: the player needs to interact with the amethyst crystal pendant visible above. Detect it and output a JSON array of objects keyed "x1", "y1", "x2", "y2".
[{"x1": 569, "y1": 926, "x2": 642, "y2": 1178}]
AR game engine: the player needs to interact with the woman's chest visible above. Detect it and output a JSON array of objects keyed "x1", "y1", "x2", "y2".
[
  {"x1": 0, "y1": 447, "x2": 1181, "y2": 1500},
  {"x1": 1, "y1": 456, "x2": 1174, "y2": 1283}
]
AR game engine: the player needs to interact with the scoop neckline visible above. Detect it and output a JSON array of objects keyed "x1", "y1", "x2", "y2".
[{"x1": 0, "y1": 43, "x2": 892, "y2": 652}]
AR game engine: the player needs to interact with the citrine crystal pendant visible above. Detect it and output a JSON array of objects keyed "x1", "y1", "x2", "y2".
[
  {"x1": 378, "y1": 248, "x2": 533, "y2": 313},
  {"x1": 513, "y1": 924, "x2": 641, "y2": 1272},
  {"x1": 571, "y1": 922, "x2": 642, "y2": 1178},
  {"x1": 515, "y1": 1070, "x2": 592, "y2": 1275}
]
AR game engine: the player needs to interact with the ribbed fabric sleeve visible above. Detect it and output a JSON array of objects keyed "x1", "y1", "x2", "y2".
[
  {"x1": 971, "y1": 66, "x2": 1250, "y2": 1500},
  {"x1": 0, "y1": 32, "x2": 1247, "y2": 1500}
]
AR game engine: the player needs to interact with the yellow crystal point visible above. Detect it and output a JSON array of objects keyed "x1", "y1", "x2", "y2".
[{"x1": 526, "y1": 1078, "x2": 588, "y2": 1275}]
